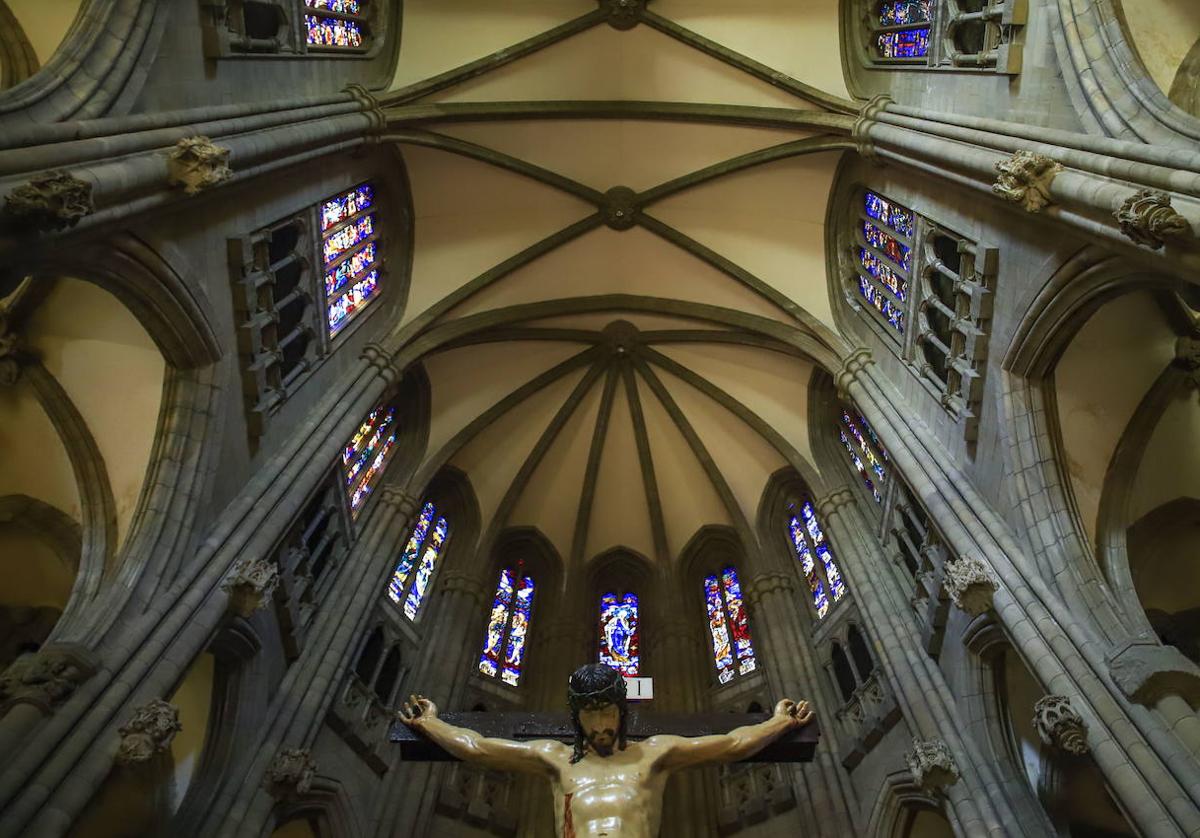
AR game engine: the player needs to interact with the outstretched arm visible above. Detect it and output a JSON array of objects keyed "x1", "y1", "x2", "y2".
[
  {"x1": 399, "y1": 695, "x2": 564, "y2": 776},
  {"x1": 651, "y1": 699, "x2": 814, "y2": 772}
]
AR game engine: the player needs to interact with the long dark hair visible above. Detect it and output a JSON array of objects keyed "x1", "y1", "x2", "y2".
[{"x1": 566, "y1": 664, "x2": 628, "y2": 764}]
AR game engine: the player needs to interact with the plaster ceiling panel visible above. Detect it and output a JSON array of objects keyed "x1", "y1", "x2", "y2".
[
  {"x1": 525, "y1": 312, "x2": 733, "y2": 334},
  {"x1": 635, "y1": 376, "x2": 730, "y2": 558},
  {"x1": 25, "y1": 278, "x2": 164, "y2": 548},
  {"x1": 583, "y1": 378, "x2": 658, "y2": 563},
  {"x1": 424, "y1": 341, "x2": 589, "y2": 462},
  {"x1": 652, "y1": 0, "x2": 852, "y2": 100},
  {"x1": 451, "y1": 367, "x2": 590, "y2": 531},
  {"x1": 430, "y1": 24, "x2": 803, "y2": 108},
  {"x1": 655, "y1": 342, "x2": 815, "y2": 469},
  {"x1": 1055, "y1": 290, "x2": 1178, "y2": 542},
  {"x1": 508, "y1": 372, "x2": 607, "y2": 562},
  {"x1": 655, "y1": 364, "x2": 787, "y2": 526},
  {"x1": 0, "y1": 379, "x2": 81, "y2": 524},
  {"x1": 400, "y1": 145, "x2": 597, "y2": 326},
  {"x1": 443, "y1": 225, "x2": 790, "y2": 325},
  {"x1": 390, "y1": 0, "x2": 587, "y2": 91},
  {"x1": 650, "y1": 152, "x2": 843, "y2": 330},
  {"x1": 439, "y1": 121, "x2": 805, "y2": 193},
  {"x1": 1130, "y1": 390, "x2": 1200, "y2": 523}
]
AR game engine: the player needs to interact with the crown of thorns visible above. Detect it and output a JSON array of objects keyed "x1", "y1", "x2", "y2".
[{"x1": 566, "y1": 663, "x2": 627, "y2": 710}]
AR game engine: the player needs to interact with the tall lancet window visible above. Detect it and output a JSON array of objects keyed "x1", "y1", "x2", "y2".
[
  {"x1": 478, "y1": 566, "x2": 536, "y2": 687},
  {"x1": 872, "y1": 2, "x2": 933, "y2": 61},
  {"x1": 705, "y1": 567, "x2": 757, "y2": 684},
  {"x1": 387, "y1": 502, "x2": 449, "y2": 620},
  {"x1": 838, "y1": 409, "x2": 890, "y2": 504},
  {"x1": 599, "y1": 592, "x2": 640, "y2": 677},
  {"x1": 789, "y1": 502, "x2": 848, "y2": 619},
  {"x1": 342, "y1": 405, "x2": 399, "y2": 517},
  {"x1": 320, "y1": 183, "x2": 383, "y2": 337},
  {"x1": 854, "y1": 190, "x2": 915, "y2": 337}
]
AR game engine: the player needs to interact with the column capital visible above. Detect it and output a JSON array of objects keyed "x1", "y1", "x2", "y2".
[
  {"x1": 834, "y1": 347, "x2": 874, "y2": 401},
  {"x1": 221, "y1": 557, "x2": 281, "y2": 619},
  {"x1": 438, "y1": 571, "x2": 489, "y2": 607},
  {"x1": 905, "y1": 737, "x2": 959, "y2": 793},
  {"x1": 0, "y1": 645, "x2": 97, "y2": 715},
  {"x1": 377, "y1": 485, "x2": 419, "y2": 518},
  {"x1": 816, "y1": 487, "x2": 856, "y2": 518},
  {"x1": 360, "y1": 342, "x2": 401, "y2": 384},
  {"x1": 852, "y1": 94, "x2": 893, "y2": 161},
  {"x1": 942, "y1": 555, "x2": 999, "y2": 617},
  {"x1": 1033, "y1": 695, "x2": 1089, "y2": 755},
  {"x1": 744, "y1": 571, "x2": 795, "y2": 605},
  {"x1": 264, "y1": 747, "x2": 318, "y2": 798},
  {"x1": 115, "y1": 699, "x2": 182, "y2": 766},
  {"x1": 343, "y1": 83, "x2": 386, "y2": 131}
]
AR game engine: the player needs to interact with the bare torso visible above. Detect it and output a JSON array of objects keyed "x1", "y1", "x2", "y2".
[{"x1": 549, "y1": 741, "x2": 669, "y2": 838}]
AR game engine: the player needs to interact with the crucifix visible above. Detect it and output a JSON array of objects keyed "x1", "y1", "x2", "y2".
[{"x1": 390, "y1": 663, "x2": 819, "y2": 838}]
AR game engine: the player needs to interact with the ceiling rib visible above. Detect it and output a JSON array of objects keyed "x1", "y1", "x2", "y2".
[
  {"x1": 569, "y1": 363, "x2": 620, "y2": 568},
  {"x1": 632, "y1": 354, "x2": 756, "y2": 550},
  {"x1": 383, "y1": 8, "x2": 608, "y2": 106},
  {"x1": 640, "y1": 9, "x2": 858, "y2": 114},
  {"x1": 479, "y1": 360, "x2": 609, "y2": 558},
  {"x1": 438, "y1": 327, "x2": 604, "y2": 352},
  {"x1": 622, "y1": 362, "x2": 669, "y2": 563},
  {"x1": 409, "y1": 344, "x2": 605, "y2": 491},
  {"x1": 639, "y1": 329, "x2": 805, "y2": 356}
]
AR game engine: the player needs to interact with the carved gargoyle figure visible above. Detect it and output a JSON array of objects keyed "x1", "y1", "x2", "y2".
[
  {"x1": 1115, "y1": 189, "x2": 1192, "y2": 249},
  {"x1": 116, "y1": 699, "x2": 183, "y2": 765},
  {"x1": 221, "y1": 557, "x2": 281, "y2": 618},
  {"x1": 942, "y1": 555, "x2": 999, "y2": 616},
  {"x1": 167, "y1": 136, "x2": 233, "y2": 195},
  {"x1": 2, "y1": 170, "x2": 94, "y2": 232},
  {"x1": 265, "y1": 748, "x2": 318, "y2": 798},
  {"x1": 992, "y1": 151, "x2": 1062, "y2": 213},
  {"x1": 905, "y1": 737, "x2": 960, "y2": 793}
]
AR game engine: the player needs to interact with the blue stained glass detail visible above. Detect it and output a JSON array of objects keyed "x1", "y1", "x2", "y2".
[
  {"x1": 879, "y1": 0, "x2": 933, "y2": 26},
  {"x1": 327, "y1": 270, "x2": 380, "y2": 334},
  {"x1": 325, "y1": 242, "x2": 377, "y2": 297},
  {"x1": 864, "y1": 191, "x2": 915, "y2": 238},
  {"x1": 403, "y1": 517, "x2": 447, "y2": 620},
  {"x1": 306, "y1": 0, "x2": 361, "y2": 13},
  {"x1": 858, "y1": 275, "x2": 905, "y2": 333},
  {"x1": 324, "y1": 214, "x2": 375, "y2": 264},
  {"x1": 321, "y1": 185, "x2": 373, "y2": 232},
  {"x1": 722, "y1": 567, "x2": 756, "y2": 676},
  {"x1": 479, "y1": 569, "x2": 514, "y2": 679},
  {"x1": 877, "y1": 27, "x2": 930, "y2": 58},
  {"x1": 803, "y1": 502, "x2": 847, "y2": 604},
  {"x1": 306, "y1": 14, "x2": 365, "y2": 47},
  {"x1": 840, "y1": 430, "x2": 882, "y2": 503},
  {"x1": 343, "y1": 406, "x2": 398, "y2": 516},
  {"x1": 501, "y1": 576, "x2": 535, "y2": 686},
  {"x1": 862, "y1": 220, "x2": 911, "y2": 270},
  {"x1": 789, "y1": 515, "x2": 829, "y2": 618},
  {"x1": 599, "y1": 592, "x2": 640, "y2": 677},
  {"x1": 859, "y1": 247, "x2": 907, "y2": 301},
  {"x1": 705, "y1": 575, "x2": 734, "y2": 683},
  {"x1": 389, "y1": 503, "x2": 435, "y2": 603}
]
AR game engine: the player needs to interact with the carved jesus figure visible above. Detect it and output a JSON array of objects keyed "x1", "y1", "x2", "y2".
[{"x1": 399, "y1": 663, "x2": 814, "y2": 838}]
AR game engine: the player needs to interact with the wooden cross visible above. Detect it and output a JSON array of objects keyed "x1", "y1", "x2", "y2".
[{"x1": 389, "y1": 710, "x2": 819, "y2": 763}]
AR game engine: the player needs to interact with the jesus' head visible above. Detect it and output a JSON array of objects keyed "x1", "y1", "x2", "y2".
[{"x1": 567, "y1": 663, "x2": 628, "y2": 763}]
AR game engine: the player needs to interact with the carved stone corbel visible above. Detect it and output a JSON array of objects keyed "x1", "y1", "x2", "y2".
[
  {"x1": 221, "y1": 557, "x2": 280, "y2": 618},
  {"x1": 3, "y1": 170, "x2": 94, "y2": 232},
  {"x1": 116, "y1": 699, "x2": 183, "y2": 765},
  {"x1": 1033, "y1": 695, "x2": 1089, "y2": 755},
  {"x1": 265, "y1": 748, "x2": 317, "y2": 798},
  {"x1": 905, "y1": 738, "x2": 959, "y2": 793},
  {"x1": 167, "y1": 136, "x2": 232, "y2": 195},
  {"x1": 942, "y1": 555, "x2": 998, "y2": 616},
  {"x1": 1107, "y1": 639, "x2": 1200, "y2": 708},
  {"x1": 0, "y1": 646, "x2": 96, "y2": 714},
  {"x1": 1176, "y1": 336, "x2": 1200, "y2": 390},
  {"x1": 0, "y1": 309, "x2": 33, "y2": 386},
  {"x1": 1115, "y1": 189, "x2": 1192, "y2": 249},
  {"x1": 991, "y1": 151, "x2": 1061, "y2": 213}
]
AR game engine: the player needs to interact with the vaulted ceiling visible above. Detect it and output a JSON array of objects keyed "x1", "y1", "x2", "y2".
[{"x1": 386, "y1": 0, "x2": 854, "y2": 570}]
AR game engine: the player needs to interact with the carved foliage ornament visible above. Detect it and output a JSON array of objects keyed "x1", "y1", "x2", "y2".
[
  {"x1": 1115, "y1": 189, "x2": 1192, "y2": 249},
  {"x1": 0, "y1": 648, "x2": 92, "y2": 713},
  {"x1": 116, "y1": 699, "x2": 183, "y2": 765},
  {"x1": 905, "y1": 738, "x2": 959, "y2": 793},
  {"x1": 0, "y1": 310, "x2": 25, "y2": 386},
  {"x1": 1033, "y1": 695, "x2": 1089, "y2": 755},
  {"x1": 265, "y1": 748, "x2": 317, "y2": 798},
  {"x1": 167, "y1": 136, "x2": 232, "y2": 195},
  {"x1": 221, "y1": 557, "x2": 280, "y2": 618},
  {"x1": 3, "y1": 170, "x2": 93, "y2": 232},
  {"x1": 942, "y1": 555, "x2": 999, "y2": 617},
  {"x1": 1176, "y1": 336, "x2": 1200, "y2": 390},
  {"x1": 991, "y1": 151, "x2": 1062, "y2": 213}
]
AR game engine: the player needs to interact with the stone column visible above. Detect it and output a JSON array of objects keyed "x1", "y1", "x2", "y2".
[{"x1": 840, "y1": 352, "x2": 1200, "y2": 836}]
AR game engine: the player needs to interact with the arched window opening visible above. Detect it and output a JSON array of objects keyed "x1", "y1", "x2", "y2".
[
  {"x1": 838, "y1": 408, "x2": 890, "y2": 504},
  {"x1": 847, "y1": 625, "x2": 876, "y2": 680},
  {"x1": 788, "y1": 501, "x2": 848, "y2": 619},
  {"x1": 872, "y1": 2, "x2": 934, "y2": 62},
  {"x1": 831, "y1": 644, "x2": 857, "y2": 703},
  {"x1": 852, "y1": 190, "x2": 914, "y2": 337},
  {"x1": 863, "y1": 1, "x2": 1027, "y2": 73},
  {"x1": 342, "y1": 404, "x2": 400, "y2": 518},
  {"x1": 386, "y1": 502, "x2": 449, "y2": 622},
  {"x1": 374, "y1": 647, "x2": 401, "y2": 703},
  {"x1": 599, "y1": 591, "x2": 640, "y2": 677},
  {"x1": 354, "y1": 627, "x2": 383, "y2": 684},
  {"x1": 478, "y1": 565, "x2": 536, "y2": 687},
  {"x1": 320, "y1": 183, "x2": 384, "y2": 337},
  {"x1": 704, "y1": 567, "x2": 757, "y2": 685}
]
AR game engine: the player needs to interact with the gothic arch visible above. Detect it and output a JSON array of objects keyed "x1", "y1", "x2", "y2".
[{"x1": 863, "y1": 772, "x2": 956, "y2": 838}]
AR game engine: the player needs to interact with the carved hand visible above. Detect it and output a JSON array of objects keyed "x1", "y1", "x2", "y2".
[
  {"x1": 399, "y1": 694, "x2": 439, "y2": 727},
  {"x1": 774, "y1": 698, "x2": 814, "y2": 728}
]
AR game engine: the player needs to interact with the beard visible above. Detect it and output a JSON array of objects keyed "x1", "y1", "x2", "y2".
[{"x1": 586, "y1": 730, "x2": 617, "y2": 756}]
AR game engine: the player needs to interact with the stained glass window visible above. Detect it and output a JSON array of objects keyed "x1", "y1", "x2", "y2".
[
  {"x1": 872, "y1": 1, "x2": 931, "y2": 61},
  {"x1": 853, "y1": 191, "x2": 915, "y2": 337},
  {"x1": 478, "y1": 566, "x2": 536, "y2": 686},
  {"x1": 705, "y1": 567, "x2": 757, "y2": 685},
  {"x1": 343, "y1": 405, "x2": 399, "y2": 517},
  {"x1": 789, "y1": 502, "x2": 848, "y2": 619},
  {"x1": 879, "y1": 0, "x2": 933, "y2": 26},
  {"x1": 320, "y1": 183, "x2": 382, "y2": 337},
  {"x1": 839, "y1": 409, "x2": 890, "y2": 503},
  {"x1": 386, "y1": 502, "x2": 449, "y2": 622},
  {"x1": 304, "y1": 0, "x2": 369, "y2": 49},
  {"x1": 599, "y1": 592, "x2": 640, "y2": 677}
]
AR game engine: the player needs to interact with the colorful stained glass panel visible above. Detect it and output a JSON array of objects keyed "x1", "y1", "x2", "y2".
[
  {"x1": 305, "y1": 0, "x2": 361, "y2": 13},
  {"x1": 501, "y1": 576, "x2": 535, "y2": 686},
  {"x1": 859, "y1": 248, "x2": 907, "y2": 301},
  {"x1": 858, "y1": 275, "x2": 905, "y2": 333},
  {"x1": 343, "y1": 406, "x2": 398, "y2": 516},
  {"x1": 790, "y1": 515, "x2": 829, "y2": 618},
  {"x1": 599, "y1": 592, "x2": 640, "y2": 677},
  {"x1": 879, "y1": 0, "x2": 933, "y2": 26},
  {"x1": 803, "y1": 502, "x2": 847, "y2": 603},
  {"x1": 705, "y1": 575, "x2": 735, "y2": 683},
  {"x1": 864, "y1": 191, "x2": 915, "y2": 238},
  {"x1": 326, "y1": 242, "x2": 377, "y2": 296},
  {"x1": 478, "y1": 568, "x2": 514, "y2": 678},
  {"x1": 327, "y1": 270, "x2": 380, "y2": 334},
  {"x1": 722, "y1": 567, "x2": 756, "y2": 676},
  {"x1": 877, "y1": 27, "x2": 930, "y2": 58},
  {"x1": 323, "y1": 214, "x2": 375, "y2": 264},
  {"x1": 862, "y1": 220, "x2": 912, "y2": 270},
  {"x1": 403, "y1": 517, "x2": 447, "y2": 620},
  {"x1": 321, "y1": 185, "x2": 373, "y2": 231},
  {"x1": 306, "y1": 14, "x2": 365, "y2": 47},
  {"x1": 389, "y1": 502, "x2": 434, "y2": 603}
]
